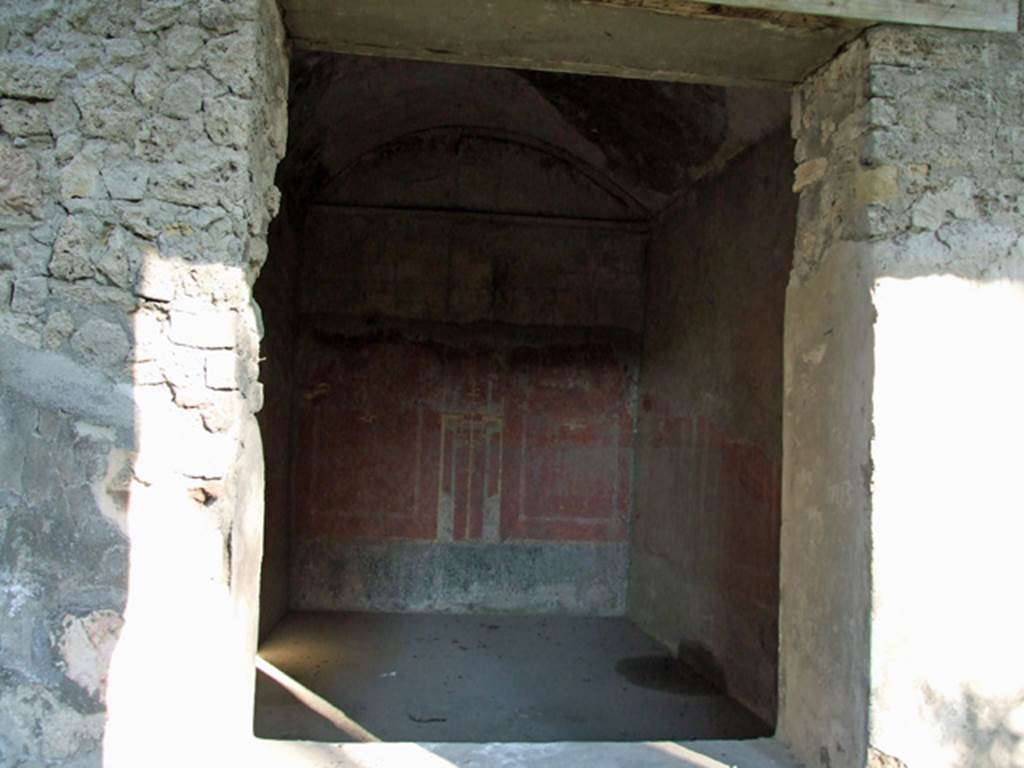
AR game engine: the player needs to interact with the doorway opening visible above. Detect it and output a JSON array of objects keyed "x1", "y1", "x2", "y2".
[{"x1": 253, "y1": 50, "x2": 794, "y2": 743}]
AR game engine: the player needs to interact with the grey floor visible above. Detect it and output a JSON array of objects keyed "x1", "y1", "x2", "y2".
[{"x1": 254, "y1": 612, "x2": 771, "y2": 743}]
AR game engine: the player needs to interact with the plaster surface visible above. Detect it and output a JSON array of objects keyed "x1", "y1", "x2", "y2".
[
  {"x1": 781, "y1": 24, "x2": 1024, "y2": 768},
  {"x1": 631, "y1": 129, "x2": 795, "y2": 725}
]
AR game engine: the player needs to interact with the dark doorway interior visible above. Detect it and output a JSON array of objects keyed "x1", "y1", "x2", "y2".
[{"x1": 254, "y1": 51, "x2": 795, "y2": 742}]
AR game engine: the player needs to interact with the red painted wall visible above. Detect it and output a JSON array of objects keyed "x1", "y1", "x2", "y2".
[{"x1": 293, "y1": 333, "x2": 633, "y2": 545}]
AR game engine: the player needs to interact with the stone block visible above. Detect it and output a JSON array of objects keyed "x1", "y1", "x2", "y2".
[
  {"x1": 42, "y1": 310, "x2": 75, "y2": 350},
  {"x1": 177, "y1": 427, "x2": 236, "y2": 480},
  {"x1": 60, "y1": 146, "x2": 107, "y2": 200},
  {"x1": 95, "y1": 227, "x2": 137, "y2": 289},
  {"x1": 855, "y1": 165, "x2": 900, "y2": 206},
  {"x1": 11, "y1": 276, "x2": 49, "y2": 315},
  {"x1": 148, "y1": 161, "x2": 219, "y2": 207},
  {"x1": 0, "y1": 144, "x2": 41, "y2": 213},
  {"x1": 71, "y1": 318, "x2": 131, "y2": 369},
  {"x1": 101, "y1": 162, "x2": 149, "y2": 202},
  {"x1": 133, "y1": 67, "x2": 165, "y2": 106},
  {"x1": 203, "y1": 29, "x2": 256, "y2": 97},
  {"x1": 163, "y1": 25, "x2": 207, "y2": 68},
  {"x1": 136, "y1": 0, "x2": 196, "y2": 32},
  {"x1": 160, "y1": 72, "x2": 205, "y2": 119},
  {"x1": 73, "y1": 74, "x2": 142, "y2": 143},
  {"x1": 203, "y1": 95, "x2": 249, "y2": 147},
  {"x1": 0, "y1": 56, "x2": 66, "y2": 100},
  {"x1": 204, "y1": 349, "x2": 237, "y2": 390},
  {"x1": 793, "y1": 157, "x2": 827, "y2": 193},
  {"x1": 134, "y1": 256, "x2": 177, "y2": 302},
  {"x1": 169, "y1": 307, "x2": 236, "y2": 349},
  {"x1": 199, "y1": 390, "x2": 241, "y2": 432},
  {"x1": 103, "y1": 37, "x2": 146, "y2": 68},
  {"x1": 50, "y1": 217, "x2": 98, "y2": 282},
  {"x1": 910, "y1": 178, "x2": 978, "y2": 231},
  {"x1": 0, "y1": 99, "x2": 50, "y2": 136},
  {"x1": 199, "y1": 0, "x2": 260, "y2": 35}
]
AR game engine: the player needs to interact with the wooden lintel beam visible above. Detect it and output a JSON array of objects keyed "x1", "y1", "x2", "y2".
[
  {"x1": 281, "y1": 0, "x2": 863, "y2": 89},
  {"x1": 666, "y1": 0, "x2": 1019, "y2": 32}
]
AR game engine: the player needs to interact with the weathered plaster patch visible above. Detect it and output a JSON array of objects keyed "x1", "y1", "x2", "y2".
[
  {"x1": 801, "y1": 341, "x2": 829, "y2": 366},
  {"x1": 92, "y1": 446, "x2": 133, "y2": 536},
  {"x1": 56, "y1": 610, "x2": 125, "y2": 701}
]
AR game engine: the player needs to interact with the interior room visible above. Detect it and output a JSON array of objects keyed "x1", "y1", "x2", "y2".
[{"x1": 252, "y1": 50, "x2": 795, "y2": 744}]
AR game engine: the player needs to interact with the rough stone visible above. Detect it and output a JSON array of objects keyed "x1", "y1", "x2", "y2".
[
  {"x1": 47, "y1": 95, "x2": 82, "y2": 137},
  {"x1": 134, "y1": 256, "x2": 177, "y2": 302},
  {"x1": 204, "y1": 30, "x2": 257, "y2": 97},
  {"x1": 132, "y1": 67, "x2": 166, "y2": 107},
  {"x1": 74, "y1": 74, "x2": 143, "y2": 143},
  {"x1": 42, "y1": 310, "x2": 75, "y2": 350},
  {"x1": 136, "y1": 0, "x2": 190, "y2": 32},
  {"x1": 199, "y1": 0, "x2": 259, "y2": 34},
  {"x1": 169, "y1": 306, "x2": 236, "y2": 348},
  {"x1": 10, "y1": 276, "x2": 49, "y2": 316},
  {"x1": 204, "y1": 95, "x2": 249, "y2": 148},
  {"x1": 148, "y1": 159, "x2": 220, "y2": 206},
  {"x1": 160, "y1": 72, "x2": 206, "y2": 119},
  {"x1": 0, "y1": 144, "x2": 42, "y2": 213},
  {"x1": 0, "y1": 99, "x2": 51, "y2": 137},
  {"x1": 103, "y1": 37, "x2": 147, "y2": 68},
  {"x1": 101, "y1": 162, "x2": 150, "y2": 202},
  {"x1": 204, "y1": 349, "x2": 237, "y2": 389},
  {"x1": 70, "y1": 317, "x2": 131, "y2": 368},
  {"x1": 910, "y1": 178, "x2": 978, "y2": 230},
  {"x1": 55, "y1": 133, "x2": 85, "y2": 164},
  {"x1": 199, "y1": 390, "x2": 241, "y2": 432},
  {"x1": 0, "y1": 56, "x2": 67, "y2": 101},
  {"x1": 50, "y1": 217, "x2": 98, "y2": 282},
  {"x1": 95, "y1": 227, "x2": 137, "y2": 289},
  {"x1": 60, "y1": 143, "x2": 108, "y2": 200},
  {"x1": 163, "y1": 25, "x2": 207, "y2": 68},
  {"x1": 855, "y1": 165, "x2": 899, "y2": 205},
  {"x1": 793, "y1": 157, "x2": 827, "y2": 192}
]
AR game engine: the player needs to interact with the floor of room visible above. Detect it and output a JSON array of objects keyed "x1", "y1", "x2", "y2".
[{"x1": 253, "y1": 612, "x2": 771, "y2": 743}]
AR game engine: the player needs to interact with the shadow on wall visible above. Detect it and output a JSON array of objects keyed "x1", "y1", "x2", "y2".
[{"x1": 926, "y1": 686, "x2": 1024, "y2": 768}]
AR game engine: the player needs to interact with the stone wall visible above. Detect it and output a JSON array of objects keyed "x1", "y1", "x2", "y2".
[
  {"x1": 629, "y1": 129, "x2": 794, "y2": 725},
  {"x1": 0, "y1": 0, "x2": 287, "y2": 765},
  {"x1": 782, "y1": 25, "x2": 1024, "y2": 768}
]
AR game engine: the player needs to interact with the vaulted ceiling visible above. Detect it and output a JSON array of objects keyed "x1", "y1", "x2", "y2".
[{"x1": 279, "y1": 52, "x2": 790, "y2": 219}]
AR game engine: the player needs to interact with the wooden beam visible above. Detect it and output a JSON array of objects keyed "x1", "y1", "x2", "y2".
[
  {"x1": 281, "y1": 0, "x2": 863, "y2": 89},
  {"x1": 662, "y1": 0, "x2": 1019, "y2": 32}
]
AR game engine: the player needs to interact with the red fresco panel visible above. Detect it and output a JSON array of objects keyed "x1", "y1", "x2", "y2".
[{"x1": 294, "y1": 333, "x2": 632, "y2": 543}]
